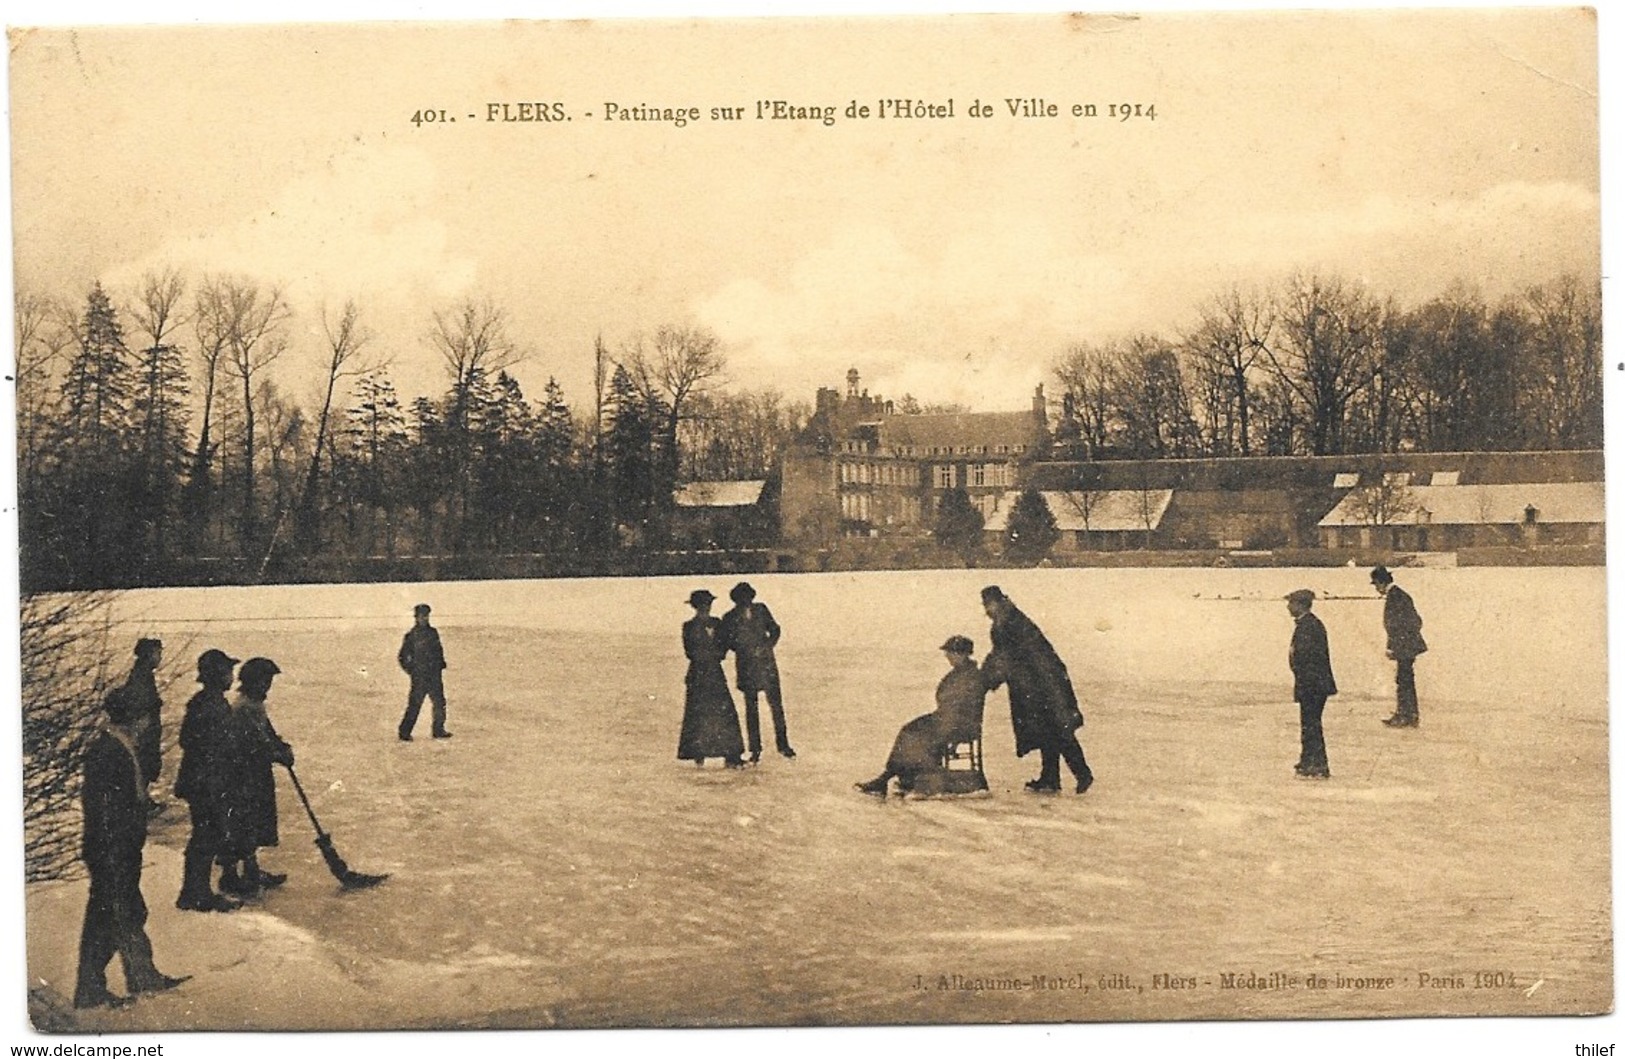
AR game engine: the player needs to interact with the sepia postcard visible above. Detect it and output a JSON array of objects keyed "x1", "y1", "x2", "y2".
[{"x1": 3, "y1": 4, "x2": 1615, "y2": 1055}]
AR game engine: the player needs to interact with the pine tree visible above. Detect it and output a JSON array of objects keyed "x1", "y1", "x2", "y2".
[
  {"x1": 535, "y1": 377, "x2": 577, "y2": 550},
  {"x1": 405, "y1": 396, "x2": 447, "y2": 553},
  {"x1": 605, "y1": 364, "x2": 656, "y2": 541},
  {"x1": 934, "y1": 487, "x2": 986, "y2": 565},
  {"x1": 1003, "y1": 488, "x2": 1060, "y2": 565},
  {"x1": 58, "y1": 283, "x2": 133, "y2": 464},
  {"x1": 46, "y1": 284, "x2": 137, "y2": 584},
  {"x1": 342, "y1": 369, "x2": 409, "y2": 555},
  {"x1": 129, "y1": 338, "x2": 191, "y2": 563}
]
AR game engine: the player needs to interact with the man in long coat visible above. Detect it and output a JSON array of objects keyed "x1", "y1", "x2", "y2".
[
  {"x1": 75, "y1": 686, "x2": 189, "y2": 1008},
  {"x1": 1286, "y1": 589, "x2": 1337, "y2": 779},
  {"x1": 718, "y1": 582, "x2": 794, "y2": 762},
  {"x1": 398, "y1": 603, "x2": 451, "y2": 740},
  {"x1": 173, "y1": 649, "x2": 242, "y2": 913},
  {"x1": 981, "y1": 586, "x2": 1094, "y2": 793},
  {"x1": 1371, "y1": 566, "x2": 1427, "y2": 728}
]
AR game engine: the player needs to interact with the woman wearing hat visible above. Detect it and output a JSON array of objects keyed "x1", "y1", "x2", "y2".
[
  {"x1": 677, "y1": 590, "x2": 747, "y2": 769},
  {"x1": 856, "y1": 635, "x2": 988, "y2": 797},
  {"x1": 218, "y1": 657, "x2": 294, "y2": 894}
]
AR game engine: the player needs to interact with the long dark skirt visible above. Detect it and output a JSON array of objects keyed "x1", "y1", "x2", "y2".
[
  {"x1": 886, "y1": 714, "x2": 944, "y2": 779},
  {"x1": 677, "y1": 662, "x2": 746, "y2": 761}
]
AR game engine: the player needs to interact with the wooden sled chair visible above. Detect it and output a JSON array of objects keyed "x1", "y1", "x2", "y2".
[{"x1": 910, "y1": 723, "x2": 988, "y2": 797}]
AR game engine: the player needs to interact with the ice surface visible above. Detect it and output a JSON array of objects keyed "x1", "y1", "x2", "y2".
[{"x1": 27, "y1": 566, "x2": 1610, "y2": 1029}]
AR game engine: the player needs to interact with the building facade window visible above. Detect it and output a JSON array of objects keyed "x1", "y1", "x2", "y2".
[
  {"x1": 934, "y1": 464, "x2": 956, "y2": 489},
  {"x1": 969, "y1": 464, "x2": 986, "y2": 487}
]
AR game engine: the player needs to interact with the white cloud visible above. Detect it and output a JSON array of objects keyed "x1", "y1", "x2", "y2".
[
  {"x1": 104, "y1": 143, "x2": 477, "y2": 310},
  {"x1": 694, "y1": 217, "x2": 1126, "y2": 409}
]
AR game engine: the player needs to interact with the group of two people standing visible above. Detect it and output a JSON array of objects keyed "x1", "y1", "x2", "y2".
[
  {"x1": 856, "y1": 585, "x2": 1095, "y2": 798},
  {"x1": 678, "y1": 582, "x2": 795, "y2": 768},
  {"x1": 1287, "y1": 565, "x2": 1428, "y2": 780}
]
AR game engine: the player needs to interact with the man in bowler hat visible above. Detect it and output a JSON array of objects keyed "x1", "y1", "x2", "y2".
[
  {"x1": 718, "y1": 582, "x2": 794, "y2": 762},
  {"x1": 1371, "y1": 566, "x2": 1426, "y2": 727},
  {"x1": 1286, "y1": 589, "x2": 1336, "y2": 779},
  {"x1": 75, "y1": 685, "x2": 190, "y2": 1007},
  {"x1": 398, "y1": 604, "x2": 451, "y2": 740}
]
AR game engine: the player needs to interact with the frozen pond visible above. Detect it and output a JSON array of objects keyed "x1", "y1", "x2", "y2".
[{"x1": 27, "y1": 566, "x2": 1611, "y2": 1028}]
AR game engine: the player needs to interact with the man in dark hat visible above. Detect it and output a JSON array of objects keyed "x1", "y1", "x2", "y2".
[
  {"x1": 398, "y1": 603, "x2": 451, "y2": 741},
  {"x1": 718, "y1": 581, "x2": 794, "y2": 762},
  {"x1": 174, "y1": 649, "x2": 242, "y2": 913},
  {"x1": 218, "y1": 658, "x2": 293, "y2": 895},
  {"x1": 1286, "y1": 589, "x2": 1336, "y2": 779},
  {"x1": 981, "y1": 586, "x2": 1094, "y2": 793},
  {"x1": 1370, "y1": 566, "x2": 1427, "y2": 728},
  {"x1": 74, "y1": 684, "x2": 190, "y2": 1007},
  {"x1": 116, "y1": 638, "x2": 165, "y2": 813},
  {"x1": 856, "y1": 634, "x2": 988, "y2": 797}
]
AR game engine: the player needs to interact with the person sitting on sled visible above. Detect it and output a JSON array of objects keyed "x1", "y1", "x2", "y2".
[{"x1": 856, "y1": 635, "x2": 988, "y2": 797}]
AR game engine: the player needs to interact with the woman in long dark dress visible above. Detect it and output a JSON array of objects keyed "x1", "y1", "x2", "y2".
[{"x1": 677, "y1": 590, "x2": 747, "y2": 768}]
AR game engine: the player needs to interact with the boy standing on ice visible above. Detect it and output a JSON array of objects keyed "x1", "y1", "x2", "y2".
[
  {"x1": 398, "y1": 603, "x2": 452, "y2": 741},
  {"x1": 75, "y1": 686, "x2": 190, "y2": 1007},
  {"x1": 1286, "y1": 589, "x2": 1336, "y2": 779}
]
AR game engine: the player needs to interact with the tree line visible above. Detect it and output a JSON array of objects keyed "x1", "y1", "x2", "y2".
[
  {"x1": 15, "y1": 272, "x2": 809, "y2": 590},
  {"x1": 1052, "y1": 272, "x2": 1601, "y2": 461}
]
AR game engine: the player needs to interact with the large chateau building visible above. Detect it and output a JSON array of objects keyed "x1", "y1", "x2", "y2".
[{"x1": 780, "y1": 369, "x2": 1050, "y2": 538}]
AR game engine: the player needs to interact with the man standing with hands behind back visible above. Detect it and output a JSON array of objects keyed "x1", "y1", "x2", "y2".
[
  {"x1": 1286, "y1": 589, "x2": 1336, "y2": 779},
  {"x1": 398, "y1": 603, "x2": 452, "y2": 741},
  {"x1": 1371, "y1": 565, "x2": 1427, "y2": 728}
]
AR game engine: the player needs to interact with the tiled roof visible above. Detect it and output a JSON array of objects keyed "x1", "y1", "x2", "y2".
[
  {"x1": 871, "y1": 411, "x2": 1040, "y2": 454},
  {"x1": 1318, "y1": 481, "x2": 1604, "y2": 527},
  {"x1": 983, "y1": 489, "x2": 1174, "y2": 533},
  {"x1": 673, "y1": 480, "x2": 768, "y2": 508}
]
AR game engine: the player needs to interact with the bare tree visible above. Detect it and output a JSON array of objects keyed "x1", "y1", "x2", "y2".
[
  {"x1": 1523, "y1": 275, "x2": 1602, "y2": 449},
  {"x1": 21, "y1": 590, "x2": 120, "y2": 882},
  {"x1": 1259, "y1": 273, "x2": 1383, "y2": 456},
  {"x1": 296, "y1": 300, "x2": 377, "y2": 547},
  {"x1": 1183, "y1": 285, "x2": 1273, "y2": 456},
  {"x1": 1057, "y1": 465, "x2": 1109, "y2": 547},
  {"x1": 1344, "y1": 474, "x2": 1420, "y2": 529},
  {"x1": 625, "y1": 324, "x2": 726, "y2": 509},
  {"x1": 220, "y1": 280, "x2": 290, "y2": 548},
  {"x1": 1054, "y1": 341, "x2": 1119, "y2": 458},
  {"x1": 125, "y1": 268, "x2": 192, "y2": 558},
  {"x1": 186, "y1": 277, "x2": 235, "y2": 533},
  {"x1": 14, "y1": 289, "x2": 73, "y2": 484},
  {"x1": 425, "y1": 298, "x2": 522, "y2": 547}
]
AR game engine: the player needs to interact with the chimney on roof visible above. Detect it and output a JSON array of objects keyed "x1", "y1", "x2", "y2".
[
  {"x1": 846, "y1": 368, "x2": 860, "y2": 398},
  {"x1": 1032, "y1": 382, "x2": 1048, "y2": 424}
]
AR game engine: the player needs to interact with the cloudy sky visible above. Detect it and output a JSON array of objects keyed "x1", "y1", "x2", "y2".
[{"x1": 8, "y1": 7, "x2": 1601, "y2": 414}]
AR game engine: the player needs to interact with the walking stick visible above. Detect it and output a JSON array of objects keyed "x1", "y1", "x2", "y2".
[{"x1": 283, "y1": 764, "x2": 388, "y2": 890}]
